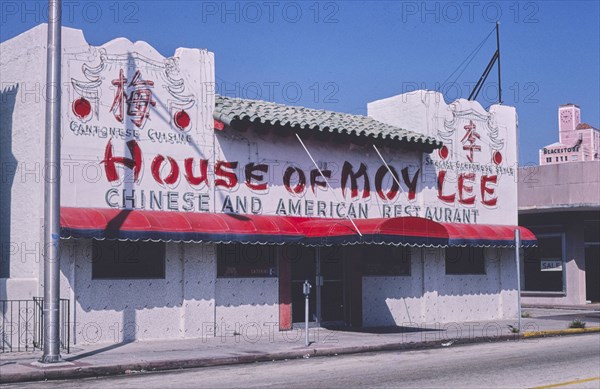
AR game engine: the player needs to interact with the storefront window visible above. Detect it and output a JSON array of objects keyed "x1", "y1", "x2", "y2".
[
  {"x1": 523, "y1": 234, "x2": 564, "y2": 292},
  {"x1": 92, "y1": 240, "x2": 166, "y2": 279},
  {"x1": 363, "y1": 246, "x2": 410, "y2": 276},
  {"x1": 445, "y1": 247, "x2": 486, "y2": 275},
  {"x1": 217, "y1": 244, "x2": 277, "y2": 278}
]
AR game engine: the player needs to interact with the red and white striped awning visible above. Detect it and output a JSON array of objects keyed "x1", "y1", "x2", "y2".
[{"x1": 60, "y1": 207, "x2": 536, "y2": 248}]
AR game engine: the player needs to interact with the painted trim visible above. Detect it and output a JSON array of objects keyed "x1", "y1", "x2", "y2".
[{"x1": 278, "y1": 248, "x2": 292, "y2": 330}]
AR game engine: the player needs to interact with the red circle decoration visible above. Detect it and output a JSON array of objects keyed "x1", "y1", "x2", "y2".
[
  {"x1": 438, "y1": 145, "x2": 449, "y2": 160},
  {"x1": 174, "y1": 110, "x2": 191, "y2": 130},
  {"x1": 72, "y1": 97, "x2": 91, "y2": 119},
  {"x1": 493, "y1": 151, "x2": 503, "y2": 165}
]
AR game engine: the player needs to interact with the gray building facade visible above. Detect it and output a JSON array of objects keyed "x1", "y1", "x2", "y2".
[{"x1": 518, "y1": 161, "x2": 600, "y2": 304}]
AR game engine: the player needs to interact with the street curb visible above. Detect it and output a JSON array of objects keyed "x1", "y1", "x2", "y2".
[
  {"x1": 0, "y1": 334, "x2": 518, "y2": 384},
  {"x1": 521, "y1": 304, "x2": 600, "y2": 312},
  {"x1": 1, "y1": 330, "x2": 598, "y2": 384},
  {"x1": 523, "y1": 326, "x2": 600, "y2": 338}
]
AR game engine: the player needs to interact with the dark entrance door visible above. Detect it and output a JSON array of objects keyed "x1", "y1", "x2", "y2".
[
  {"x1": 585, "y1": 246, "x2": 599, "y2": 302},
  {"x1": 291, "y1": 246, "x2": 316, "y2": 323},
  {"x1": 319, "y1": 247, "x2": 346, "y2": 324},
  {"x1": 290, "y1": 246, "x2": 347, "y2": 325}
]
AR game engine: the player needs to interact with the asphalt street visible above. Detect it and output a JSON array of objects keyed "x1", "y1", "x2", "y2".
[{"x1": 3, "y1": 334, "x2": 599, "y2": 388}]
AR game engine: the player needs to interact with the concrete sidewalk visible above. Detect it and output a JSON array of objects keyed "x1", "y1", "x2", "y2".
[{"x1": 1, "y1": 308, "x2": 599, "y2": 384}]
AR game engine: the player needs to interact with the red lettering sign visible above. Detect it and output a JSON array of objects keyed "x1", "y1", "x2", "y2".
[
  {"x1": 375, "y1": 165, "x2": 399, "y2": 201},
  {"x1": 215, "y1": 161, "x2": 239, "y2": 189},
  {"x1": 341, "y1": 162, "x2": 370, "y2": 199},
  {"x1": 401, "y1": 167, "x2": 419, "y2": 201},
  {"x1": 283, "y1": 167, "x2": 306, "y2": 194},
  {"x1": 458, "y1": 173, "x2": 476, "y2": 205},
  {"x1": 184, "y1": 158, "x2": 209, "y2": 187},
  {"x1": 481, "y1": 175, "x2": 498, "y2": 206},
  {"x1": 110, "y1": 69, "x2": 156, "y2": 128},
  {"x1": 437, "y1": 170, "x2": 456, "y2": 203},
  {"x1": 461, "y1": 120, "x2": 481, "y2": 163},
  {"x1": 310, "y1": 169, "x2": 331, "y2": 194},
  {"x1": 245, "y1": 163, "x2": 269, "y2": 191},
  {"x1": 151, "y1": 155, "x2": 180, "y2": 185},
  {"x1": 102, "y1": 139, "x2": 142, "y2": 182}
]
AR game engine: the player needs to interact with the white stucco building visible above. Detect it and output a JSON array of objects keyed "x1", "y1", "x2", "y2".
[{"x1": 1, "y1": 25, "x2": 535, "y2": 348}]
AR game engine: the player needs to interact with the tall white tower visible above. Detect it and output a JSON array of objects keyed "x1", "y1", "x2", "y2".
[{"x1": 558, "y1": 103, "x2": 581, "y2": 143}]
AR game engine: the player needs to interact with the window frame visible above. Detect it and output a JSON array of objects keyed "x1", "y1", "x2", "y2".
[{"x1": 522, "y1": 232, "x2": 567, "y2": 293}]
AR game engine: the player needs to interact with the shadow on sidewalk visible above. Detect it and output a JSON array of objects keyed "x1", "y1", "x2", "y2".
[{"x1": 65, "y1": 340, "x2": 135, "y2": 362}]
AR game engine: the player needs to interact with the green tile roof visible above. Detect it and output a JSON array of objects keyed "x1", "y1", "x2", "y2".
[{"x1": 214, "y1": 95, "x2": 442, "y2": 151}]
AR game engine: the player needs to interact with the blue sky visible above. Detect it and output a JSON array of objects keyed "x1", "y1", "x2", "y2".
[{"x1": 1, "y1": 1, "x2": 598, "y2": 164}]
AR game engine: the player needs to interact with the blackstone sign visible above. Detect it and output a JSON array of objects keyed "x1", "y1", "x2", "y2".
[
  {"x1": 61, "y1": 37, "x2": 518, "y2": 226},
  {"x1": 542, "y1": 146, "x2": 580, "y2": 155}
]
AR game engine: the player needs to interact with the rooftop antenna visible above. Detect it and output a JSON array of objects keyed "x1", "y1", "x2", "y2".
[{"x1": 468, "y1": 22, "x2": 502, "y2": 104}]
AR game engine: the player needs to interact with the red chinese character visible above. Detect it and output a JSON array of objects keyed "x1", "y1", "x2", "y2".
[
  {"x1": 127, "y1": 70, "x2": 156, "y2": 128},
  {"x1": 461, "y1": 120, "x2": 481, "y2": 162},
  {"x1": 110, "y1": 69, "x2": 156, "y2": 128},
  {"x1": 110, "y1": 69, "x2": 127, "y2": 123}
]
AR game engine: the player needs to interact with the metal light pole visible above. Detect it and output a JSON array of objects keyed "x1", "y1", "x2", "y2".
[
  {"x1": 40, "y1": 0, "x2": 62, "y2": 363},
  {"x1": 514, "y1": 229, "x2": 522, "y2": 332}
]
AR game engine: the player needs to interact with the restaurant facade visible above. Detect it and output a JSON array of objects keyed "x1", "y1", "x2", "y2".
[{"x1": 1, "y1": 25, "x2": 535, "y2": 345}]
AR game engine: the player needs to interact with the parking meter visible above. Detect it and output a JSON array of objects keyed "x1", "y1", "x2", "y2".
[
  {"x1": 303, "y1": 280, "x2": 312, "y2": 296},
  {"x1": 303, "y1": 280, "x2": 311, "y2": 346}
]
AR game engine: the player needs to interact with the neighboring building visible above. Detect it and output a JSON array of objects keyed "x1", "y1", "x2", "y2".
[
  {"x1": 1, "y1": 25, "x2": 534, "y2": 347},
  {"x1": 520, "y1": 105, "x2": 600, "y2": 304},
  {"x1": 539, "y1": 104, "x2": 600, "y2": 165}
]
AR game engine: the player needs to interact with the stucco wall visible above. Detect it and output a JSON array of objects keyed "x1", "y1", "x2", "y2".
[
  {"x1": 60, "y1": 240, "x2": 217, "y2": 345},
  {"x1": 0, "y1": 25, "x2": 52, "y2": 298},
  {"x1": 60, "y1": 238, "x2": 279, "y2": 345},
  {"x1": 362, "y1": 248, "x2": 424, "y2": 326},
  {"x1": 499, "y1": 249, "x2": 519, "y2": 318},
  {"x1": 363, "y1": 247, "x2": 518, "y2": 326},
  {"x1": 181, "y1": 244, "x2": 217, "y2": 340},
  {"x1": 215, "y1": 278, "x2": 279, "y2": 337},
  {"x1": 518, "y1": 161, "x2": 600, "y2": 211}
]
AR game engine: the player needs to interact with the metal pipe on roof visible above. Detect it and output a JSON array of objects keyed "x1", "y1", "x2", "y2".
[
  {"x1": 373, "y1": 144, "x2": 405, "y2": 195},
  {"x1": 295, "y1": 133, "x2": 362, "y2": 237}
]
